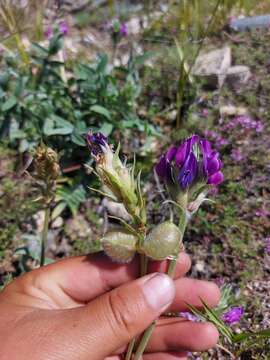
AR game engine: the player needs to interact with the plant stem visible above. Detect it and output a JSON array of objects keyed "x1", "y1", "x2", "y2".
[
  {"x1": 133, "y1": 321, "x2": 156, "y2": 360},
  {"x1": 125, "y1": 338, "x2": 136, "y2": 360},
  {"x1": 125, "y1": 253, "x2": 148, "y2": 360},
  {"x1": 40, "y1": 206, "x2": 50, "y2": 267}
]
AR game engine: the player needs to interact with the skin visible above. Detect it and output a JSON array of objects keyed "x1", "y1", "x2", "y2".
[{"x1": 0, "y1": 252, "x2": 220, "y2": 360}]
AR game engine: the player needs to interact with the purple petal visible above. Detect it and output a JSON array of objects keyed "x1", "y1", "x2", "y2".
[
  {"x1": 206, "y1": 153, "x2": 221, "y2": 176},
  {"x1": 175, "y1": 142, "x2": 187, "y2": 166},
  {"x1": 208, "y1": 171, "x2": 224, "y2": 185},
  {"x1": 178, "y1": 152, "x2": 198, "y2": 189},
  {"x1": 200, "y1": 139, "x2": 212, "y2": 155},
  {"x1": 222, "y1": 306, "x2": 244, "y2": 325},
  {"x1": 120, "y1": 23, "x2": 128, "y2": 36},
  {"x1": 44, "y1": 26, "x2": 53, "y2": 40},
  {"x1": 166, "y1": 146, "x2": 177, "y2": 162},
  {"x1": 59, "y1": 21, "x2": 69, "y2": 36},
  {"x1": 155, "y1": 155, "x2": 167, "y2": 178},
  {"x1": 87, "y1": 132, "x2": 108, "y2": 155}
]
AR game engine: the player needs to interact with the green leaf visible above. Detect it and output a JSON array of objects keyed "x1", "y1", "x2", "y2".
[
  {"x1": 43, "y1": 115, "x2": 74, "y2": 136},
  {"x1": 71, "y1": 132, "x2": 86, "y2": 146},
  {"x1": 51, "y1": 202, "x2": 67, "y2": 220},
  {"x1": 90, "y1": 105, "x2": 111, "y2": 120},
  {"x1": 99, "y1": 122, "x2": 113, "y2": 136},
  {"x1": 233, "y1": 329, "x2": 270, "y2": 343},
  {"x1": 2, "y1": 96, "x2": 17, "y2": 111}
]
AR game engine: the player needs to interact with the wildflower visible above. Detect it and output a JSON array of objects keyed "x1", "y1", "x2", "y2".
[
  {"x1": 156, "y1": 135, "x2": 224, "y2": 190},
  {"x1": 222, "y1": 306, "x2": 244, "y2": 325},
  {"x1": 59, "y1": 21, "x2": 69, "y2": 36},
  {"x1": 44, "y1": 26, "x2": 53, "y2": 40},
  {"x1": 201, "y1": 108, "x2": 209, "y2": 118},
  {"x1": 155, "y1": 135, "x2": 224, "y2": 215},
  {"x1": 120, "y1": 23, "x2": 128, "y2": 36}
]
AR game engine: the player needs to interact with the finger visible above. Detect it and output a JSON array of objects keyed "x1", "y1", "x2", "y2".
[
  {"x1": 145, "y1": 318, "x2": 219, "y2": 352},
  {"x1": 143, "y1": 352, "x2": 188, "y2": 360},
  {"x1": 4, "y1": 253, "x2": 190, "y2": 308},
  {"x1": 49, "y1": 273, "x2": 176, "y2": 359},
  {"x1": 168, "y1": 278, "x2": 221, "y2": 312}
]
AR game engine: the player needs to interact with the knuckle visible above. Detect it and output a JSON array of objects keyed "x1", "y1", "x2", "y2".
[{"x1": 107, "y1": 289, "x2": 136, "y2": 337}]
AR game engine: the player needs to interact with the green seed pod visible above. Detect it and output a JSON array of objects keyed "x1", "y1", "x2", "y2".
[
  {"x1": 102, "y1": 230, "x2": 138, "y2": 263},
  {"x1": 142, "y1": 222, "x2": 182, "y2": 261}
]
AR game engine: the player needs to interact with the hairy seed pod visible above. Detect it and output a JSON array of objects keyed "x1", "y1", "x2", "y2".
[
  {"x1": 142, "y1": 222, "x2": 182, "y2": 260},
  {"x1": 102, "y1": 230, "x2": 138, "y2": 263}
]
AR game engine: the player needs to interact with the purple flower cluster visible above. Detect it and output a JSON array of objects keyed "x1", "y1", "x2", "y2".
[
  {"x1": 222, "y1": 306, "x2": 244, "y2": 325},
  {"x1": 231, "y1": 148, "x2": 244, "y2": 162},
  {"x1": 221, "y1": 115, "x2": 264, "y2": 133},
  {"x1": 86, "y1": 132, "x2": 108, "y2": 156},
  {"x1": 155, "y1": 135, "x2": 224, "y2": 190},
  {"x1": 265, "y1": 237, "x2": 270, "y2": 255},
  {"x1": 44, "y1": 21, "x2": 69, "y2": 40},
  {"x1": 204, "y1": 130, "x2": 229, "y2": 149}
]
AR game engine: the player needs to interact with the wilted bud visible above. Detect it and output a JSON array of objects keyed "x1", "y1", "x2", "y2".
[
  {"x1": 142, "y1": 222, "x2": 183, "y2": 260},
  {"x1": 34, "y1": 145, "x2": 60, "y2": 182},
  {"x1": 87, "y1": 132, "x2": 141, "y2": 219},
  {"x1": 102, "y1": 230, "x2": 138, "y2": 263}
]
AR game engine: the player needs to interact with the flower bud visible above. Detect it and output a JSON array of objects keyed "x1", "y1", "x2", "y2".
[
  {"x1": 102, "y1": 230, "x2": 138, "y2": 263},
  {"x1": 87, "y1": 132, "x2": 142, "y2": 220},
  {"x1": 142, "y1": 222, "x2": 183, "y2": 260},
  {"x1": 34, "y1": 145, "x2": 60, "y2": 182}
]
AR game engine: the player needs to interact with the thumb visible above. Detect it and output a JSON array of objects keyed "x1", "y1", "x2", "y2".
[{"x1": 59, "y1": 273, "x2": 175, "y2": 360}]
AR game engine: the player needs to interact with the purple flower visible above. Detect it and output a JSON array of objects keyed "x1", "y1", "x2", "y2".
[
  {"x1": 156, "y1": 135, "x2": 224, "y2": 190},
  {"x1": 222, "y1": 306, "x2": 244, "y2": 325},
  {"x1": 231, "y1": 148, "x2": 244, "y2": 162},
  {"x1": 201, "y1": 108, "x2": 209, "y2": 118},
  {"x1": 86, "y1": 132, "x2": 108, "y2": 156},
  {"x1": 120, "y1": 23, "x2": 128, "y2": 36},
  {"x1": 44, "y1": 25, "x2": 53, "y2": 40},
  {"x1": 59, "y1": 21, "x2": 69, "y2": 36}
]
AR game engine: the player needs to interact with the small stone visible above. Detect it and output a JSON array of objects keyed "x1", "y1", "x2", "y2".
[
  {"x1": 193, "y1": 47, "x2": 231, "y2": 88},
  {"x1": 220, "y1": 105, "x2": 249, "y2": 117},
  {"x1": 225, "y1": 65, "x2": 251, "y2": 87},
  {"x1": 51, "y1": 217, "x2": 64, "y2": 229},
  {"x1": 65, "y1": 215, "x2": 93, "y2": 242}
]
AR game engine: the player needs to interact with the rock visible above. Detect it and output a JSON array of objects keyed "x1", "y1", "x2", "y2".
[
  {"x1": 220, "y1": 104, "x2": 249, "y2": 117},
  {"x1": 65, "y1": 215, "x2": 93, "y2": 242},
  {"x1": 33, "y1": 211, "x2": 45, "y2": 233},
  {"x1": 229, "y1": 15, "x2": 270, "y2": 31},
  {"x1": 225, "y1": 65, "x2": 251, "y2": 87},
  {"x1": 102, "y1": 198, "x2": 131, "y2": 221},
  {"x1": 192, "y1": 47, "x2": 231, "y2": 88}
]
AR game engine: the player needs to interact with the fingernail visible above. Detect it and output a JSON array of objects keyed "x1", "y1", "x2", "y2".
[{"x1": 141, "y1": 273, "x2": 175, "y2": 311}]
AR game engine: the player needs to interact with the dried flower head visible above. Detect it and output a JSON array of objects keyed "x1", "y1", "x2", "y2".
[{"x1": 34, "y1": 145, "x2": 60, "y2": 182}]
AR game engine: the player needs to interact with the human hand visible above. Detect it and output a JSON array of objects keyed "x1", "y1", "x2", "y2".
[{"x1": 0, "y1": 253, "x2": 220, "y2": 360}]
